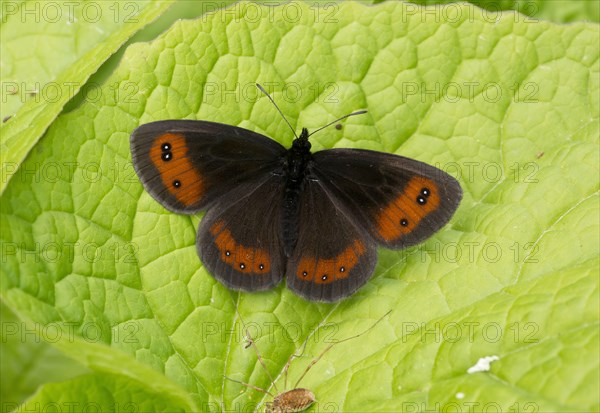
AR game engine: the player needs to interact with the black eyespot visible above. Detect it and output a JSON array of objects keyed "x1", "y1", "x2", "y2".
[
  {"x1": 400, "y1": 218, "x2": 408, "y2": 226},
  {"x1": 321, "y1": 274, "x2": 328, "y2": 281},
  {"x1": 421, "y1": 187, "x2": 430, "y2": 197},
  {"x1": 173, "y1": 180, "x2": 181, "y2": 188},
  {"x1": 302, "y1": 271, "x2": 308, "y2": 277},
  {"x1": 161, "y1": 143, "x2": 171, "y2": 151},
  {"x1": 417, "y1": 196, "x2": 427, "y2": 205},
  {"x1": 240, "y1": 263, "x2": 245, "y2": 269},
  {"x1": 161, "y1": 152, "x2": 172, "y2": 161},
  {"x1": 339, "y1": 266, "x2": 345, "y2": 272},
  {"x1": 259, "y1": 264, "x2": 264, "y2": 270},
  {"x1": 225, "y1": 251, "x2": 231, "y2": 256}
]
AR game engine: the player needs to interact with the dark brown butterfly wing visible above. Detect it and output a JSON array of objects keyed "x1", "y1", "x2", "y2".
[
  {"x1": 196, "y1": 175, "x2": 287, "y2": 291},
  {"x1": 130, "y1": 120, "x2": 286, "y2": 214},
  {"x1": 286, "y1": 179, "x2": 377, "y2": 302},
  {"x1": 311, "y1": 148, "x2": 462, "y2": 249}
]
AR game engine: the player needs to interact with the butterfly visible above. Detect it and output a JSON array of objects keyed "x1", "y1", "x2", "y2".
[{"x1": 130, "y1": 84, "x2": 462, "y2": 302}]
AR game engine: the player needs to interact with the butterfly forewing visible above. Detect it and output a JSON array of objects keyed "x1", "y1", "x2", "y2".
[
  {"x1": 197, "y1": 175, "x2": 287, "y2": 291},
  {"x1": 286, "y1": 179, "x2": 377, "y2": 302},
  {"x1": 311, "y1": 149, "x2": 462, "y2": 249},
  {"x1": 130, "y1": 120, "x2": 286, "y2": 214}
]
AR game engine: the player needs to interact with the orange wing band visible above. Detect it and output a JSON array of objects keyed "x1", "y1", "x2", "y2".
[
  {"x1": 210, "y1": 221, "x2": 271, "y2": 275},
  {"x1": 296, "y1": 240, "x2": 365, "y2": 285},
  {"x1": 150, "y1": 133, "x2": 204, "y2": 207},
  {"x1": 376, "y1": 176, "x2": 440, "y2": 242}
]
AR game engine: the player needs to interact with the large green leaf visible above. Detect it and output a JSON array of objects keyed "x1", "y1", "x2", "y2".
[{"x1": 1, "y1": 1, "x2": 598, "y2": 411}]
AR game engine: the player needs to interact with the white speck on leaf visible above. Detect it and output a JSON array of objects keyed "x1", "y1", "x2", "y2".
[{"x1": 467, "y1": 355, "x2": 500, "y2": 374}]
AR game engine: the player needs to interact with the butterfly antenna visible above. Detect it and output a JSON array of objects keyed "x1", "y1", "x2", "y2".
[
  {"x1": 256, "y1": 83, "x2": 299, "y2": 139},
  {"x1": 235, "y1": 306, "x2": 280, "y2": 394},
  {"x1": 307, "y1": 110, "x2": 368, "y2": 138},
  {"x1": 293, "y1": 310, "x2": 392, "y2": 389}
]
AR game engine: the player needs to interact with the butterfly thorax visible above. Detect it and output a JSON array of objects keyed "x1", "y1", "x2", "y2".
[
  {"x1": 281, "y1": 128, "x2": 313, "y2": 256},
  {"x1": 285, "y1": 128, "x2": 312, "y2": 182}
]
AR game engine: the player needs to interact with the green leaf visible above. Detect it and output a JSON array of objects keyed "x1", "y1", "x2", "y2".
[
  {"x1": 0, "y1": 0, "x2": 175, "y2": 195},
  {"x1": 0, "y1": 301, "x2": 88, "y2": 406},
  {"x1": 1, "y1": 1, "x2": 598, "y2": 411},
  {"x1": 16, "y1": 373, "x2": 190, "y2": 412}
]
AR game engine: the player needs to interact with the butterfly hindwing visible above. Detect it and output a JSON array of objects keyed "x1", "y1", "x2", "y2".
[
  {"x1": 130, "y1": 120, "x2": 286, "y2": 214},
  {"x1": 311, "y1": 148, "x2": 462, "y2": 249},
  {"x1": 196, "y1": 175, "x2": 286, "y2": 292},
  {"x1": 286, "y1": 180, "x2": 377, "y2": 302}
]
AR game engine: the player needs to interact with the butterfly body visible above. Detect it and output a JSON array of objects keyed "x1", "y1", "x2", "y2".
[
  {"x1": 131, "y1": 115, "x2": 462, "y2": 302},
  {"x1": 280, "y1": 127, "x2": 313, "y2": 256}
]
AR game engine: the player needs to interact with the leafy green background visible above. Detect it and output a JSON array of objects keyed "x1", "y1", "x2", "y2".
[{"x1": 1, "y1": 1, "x2": 598, "y2": 412}]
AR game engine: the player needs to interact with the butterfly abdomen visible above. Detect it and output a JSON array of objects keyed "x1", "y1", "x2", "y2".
[{"x1": 281, "y1": 182, "x2": 303, "y2": 257}]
